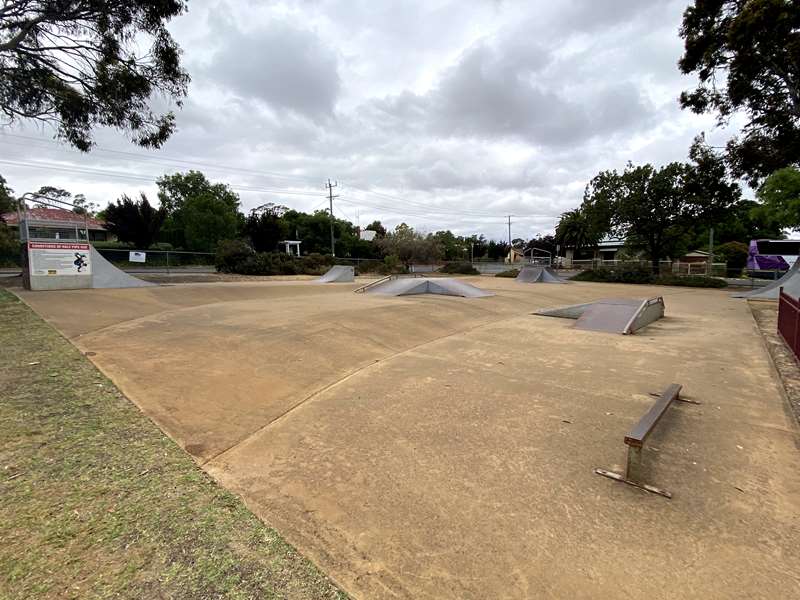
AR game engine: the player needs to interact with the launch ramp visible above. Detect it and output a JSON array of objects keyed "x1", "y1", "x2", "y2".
[
  {"x1": 536, "y1": 297, "x2": 664, "y2": 334},
  {"x1": 515, "y1": 265, "x2": 567, "y2": 284},
  {"x1": 364, "y1": 277, "x2": 493, "y2": 298}
]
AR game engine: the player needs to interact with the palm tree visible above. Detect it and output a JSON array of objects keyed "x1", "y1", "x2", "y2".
[{"x1": 555, "y1": 209, "x2": 594, "y2": 252}]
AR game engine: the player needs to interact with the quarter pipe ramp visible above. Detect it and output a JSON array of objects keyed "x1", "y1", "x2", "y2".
[
  {"x1": 317, "y1": 265, "x2": 355, "y2": 283},
  {"x1": 90, "y1": 247, "x2": 155, "y2": 289},
  {"x1": 731, "y1": 260, "x2": 800, "y2": 299}
]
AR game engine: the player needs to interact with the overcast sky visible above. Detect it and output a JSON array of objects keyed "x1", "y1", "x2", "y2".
[{"x1": 1, "y1": 0, "x2": 744, "y2": 242}]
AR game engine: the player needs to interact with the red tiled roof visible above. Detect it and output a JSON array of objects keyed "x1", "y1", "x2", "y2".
[{"x1": 1, "y1": 207, "x2": 106, "y2": 230}]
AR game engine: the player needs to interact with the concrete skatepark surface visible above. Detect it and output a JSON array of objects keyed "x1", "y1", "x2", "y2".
[{"x1": 15, "y1": 278, "x2": 800, "y2": 599}]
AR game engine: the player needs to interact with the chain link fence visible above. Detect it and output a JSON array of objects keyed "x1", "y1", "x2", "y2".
[{"x1": 94, "y1": 248, "x2": 215, "y2": 272}]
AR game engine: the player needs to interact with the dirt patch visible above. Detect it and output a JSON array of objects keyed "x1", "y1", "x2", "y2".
[{"x1": 748, "y1": 300, "x2": 800, "y2": 426}]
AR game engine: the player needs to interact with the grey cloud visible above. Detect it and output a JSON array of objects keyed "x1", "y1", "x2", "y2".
[
  {"x1": 205, "y1": 20, "x2": 341, "y2": 121},
  {"x1": 367, "y1": 32, "x2": 655, "y2": 148}
]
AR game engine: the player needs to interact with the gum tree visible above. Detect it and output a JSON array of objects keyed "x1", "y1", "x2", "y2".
[
  {"x1": 0, "y1": 1, "x2": 189, "y2": 150},
  {"x1": 679, "y1": 0, "x2": 800, "y2": 184}
]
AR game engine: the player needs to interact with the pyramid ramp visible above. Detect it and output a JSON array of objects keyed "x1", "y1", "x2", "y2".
[
  {"x1": 364, "y1": 277, "x2": 493, "y2": 298},
  {"x1": 317, "y1": 265, "x2": 355, "y2": 283},
  {"x1": 732, "y1": 260, "x2": 800, "y2": 299},
  {"x1": 535, "y1": 297, "x2": 664, "y2": 334},
  {"x1": 515, "y1": 265, "x2": 567, "y2": 283},
  {"x1": 90, "y1": 247, "x2": 155, "y2": 289}
]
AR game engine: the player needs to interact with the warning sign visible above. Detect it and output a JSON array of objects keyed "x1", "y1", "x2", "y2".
[{"x1": 28, "y1": 242, "x2": 92, "y2": 276}]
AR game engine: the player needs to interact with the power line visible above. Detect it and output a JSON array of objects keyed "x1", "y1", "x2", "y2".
[
  {"x1": 0, "y1": 158, "x2": 323, "y2": 197},
  {"x1": 0, "y1": 133, "x2": 323, "y2": 184}
]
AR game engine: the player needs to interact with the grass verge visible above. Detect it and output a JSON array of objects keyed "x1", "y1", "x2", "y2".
[{"x1": 0, "y1": 289, "x2": 346, "y2": 600}]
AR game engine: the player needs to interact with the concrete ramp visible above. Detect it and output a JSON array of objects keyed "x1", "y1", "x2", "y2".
[
  {"x1": 516, "y1": 265, "x2": 567, "y2": 284},
  {"x1": 317, "y1": 265, "x2": 355, "y2": 283},
  {"x1": 535, "y1": 297, "x2": 664, "y2": 334},
  {"x1": 90, "y1": 247, "x2": 154, "y2": 289},
  {"x1": 732, "y1": 260, "x2": 800, "y2": 299},
  {"x1": 365, "y1": 277, "x2": 493, "y2": 298}
]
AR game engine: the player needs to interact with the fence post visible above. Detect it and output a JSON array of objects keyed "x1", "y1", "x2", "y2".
[{"x1": 166, "y1": 251, "x2": 170, "y2": 275}]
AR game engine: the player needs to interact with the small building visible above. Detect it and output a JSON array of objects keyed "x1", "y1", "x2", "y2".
[
  {"x1": 2, "y1": 207, "x2": 109, "y2": 242},
  {"x1": 680, "y1": 250, "x2": 711, "y2": 264},
  {"x1": 506, "y1": 246, "x2": 525, "y2": 264}
]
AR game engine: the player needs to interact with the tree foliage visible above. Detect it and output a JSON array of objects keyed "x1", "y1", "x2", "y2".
[
  {"x1": 244, "y1": 204, "x2": 289, "y2": 253},
  {"x1": 375, "y1": 223, "x2": 443, "y2": 265},
  {"x1": 679, "y1": 0, "x2": 800, "y2": 184},
  {"x1": 103, "y1": 193, "x2": 166, "y2": 249},
  {"x1": 0, "y1": 174, "x2": 15, "y2": 215},
  {"x1": 157, "y1": 171, "x2": 241, "y2": 250},
  {"x1": 182, "y1": 193, "x2": 240, "y2": 252},
  {"x1": 582, "y1": 154, "x2": 740, "y2": 269},
  {"x1": 753, "y1": 166, "x2": 800, "y2": 230},
  {"x1": 0, "y1": 0, "x2": 189, "y2": 151}
]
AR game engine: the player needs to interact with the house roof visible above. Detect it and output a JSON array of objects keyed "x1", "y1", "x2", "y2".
[
  {"x1": 683, "y1": 250, "x2": 710, "y2": 258},
  {"x1": 597, "y1": 237, "x2": 626, "y2": 249},
  {"x1": 1, "y1": 207, "x2": 106, "y2": 230}
]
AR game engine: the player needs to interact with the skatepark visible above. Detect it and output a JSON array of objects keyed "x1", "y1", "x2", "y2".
[{"x1": 14, "y1": 275, "x2": 800, "y2": 599}]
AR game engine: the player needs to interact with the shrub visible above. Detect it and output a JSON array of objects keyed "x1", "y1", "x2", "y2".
[
  {"x1": 573, "y1": 268, "x2": 727, "y2": 288},
  {"x1": 439, "y1": 261, "x2": 480, "y2": 275},
  {"x1": 655, "y1": 274, "x2": 728, "y2": 288},
  {"x1": 375, "y1": 255, "x2": 407, "y2": 275},
  {"x1": 215, "y1": 244, "x2": 347, "y2": 276},
  {"x1": 215, "y1": 239, "x2": 254, "y2": 273},
  {"x1": 495, "y1": 268, "x2": 520, "y2": 278},
  {"x1": 715, "y1": 241, "x2": 749, "y2": 273}
]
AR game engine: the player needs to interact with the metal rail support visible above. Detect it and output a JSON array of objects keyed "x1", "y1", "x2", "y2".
[{"x1": 595, "y1": 383, "x2": 697, "y2": 499}]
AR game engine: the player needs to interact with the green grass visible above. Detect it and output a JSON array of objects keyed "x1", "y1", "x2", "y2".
[{"x1": 0, "y1": 289, "x2": 347, "y2": 600}]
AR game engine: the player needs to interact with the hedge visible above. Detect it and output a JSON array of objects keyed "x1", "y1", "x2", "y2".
[
  {"x1": 495, "y1": 268, "x2": 519, "y2": 278},
  {"x1": 439, "y1": 262, "x2": 480, "y2": 275},
  {"x1": 216, "y1": 240, "x2": 334, "y2": 276},
  {"x1": 572, "y1": 268, "x2": 727, "y2": 288}
]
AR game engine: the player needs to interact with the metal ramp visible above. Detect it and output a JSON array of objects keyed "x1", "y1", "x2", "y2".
[
  {"x1": 90, "y1": 247, "x2": 155, "y2": 289},
  {"x1": 535, "y1": 297, "x2": 665, "y2": 334},
  {"x1": 732, "y1": 260, "x2": 800, "y2": 299},
  {"x1": 362, "y1": 277, "x2": 493, "y2": 298},
  {"x1": 317, "y1": 265, "x2": 355, "y2": 283},
  {"x1": 515, "y1": 266, "x2": 567, "y2": 284}
]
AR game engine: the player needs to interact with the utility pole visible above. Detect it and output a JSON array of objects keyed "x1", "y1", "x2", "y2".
[
  {"x1": 326, "y1": 179, "x2": 338, "y2": 257},
  {"x1": 507, "y1": 215, "x2": 512, "y2": 248},
  {"x1": 708, "y1": 226, "x2": 715, "y2": 276}
]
